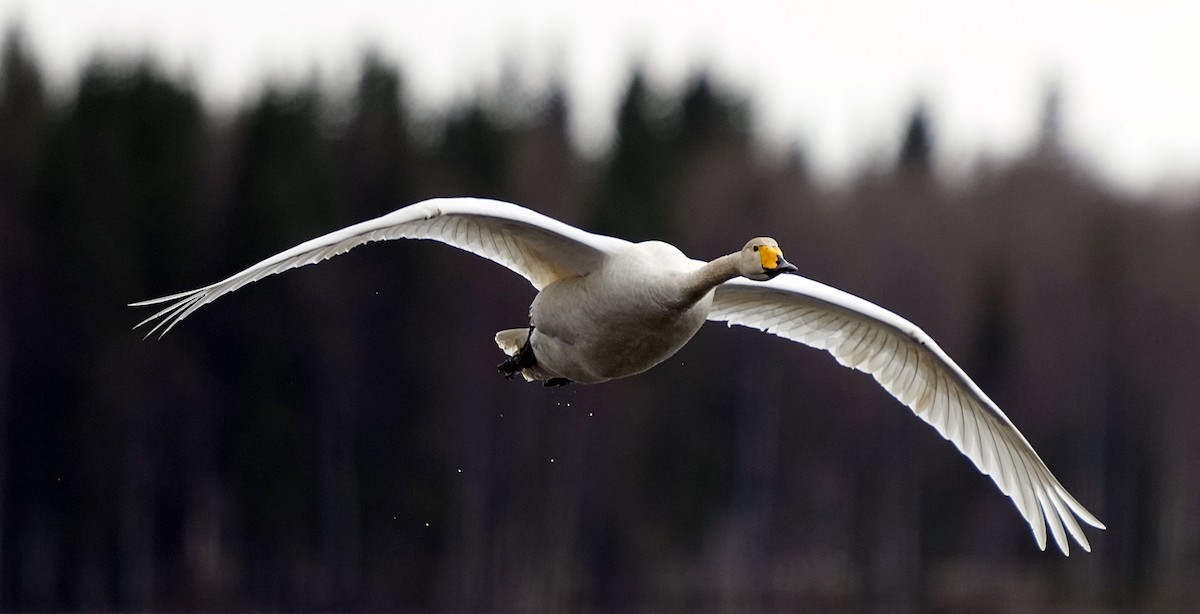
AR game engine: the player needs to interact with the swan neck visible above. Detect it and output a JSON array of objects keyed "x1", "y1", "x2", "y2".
[{"x1": 680, "y1": 253, "x2": 740, "y2": 305}]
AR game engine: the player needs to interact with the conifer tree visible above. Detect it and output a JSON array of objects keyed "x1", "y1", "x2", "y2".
[
  {"x1": 593, "y1": 67, "x2": 672, "y2": 242},
  {"x1": 898, "y1": 101, "x2": 933, "y2": 175}
]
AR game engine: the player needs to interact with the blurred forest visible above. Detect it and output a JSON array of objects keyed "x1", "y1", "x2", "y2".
[{"x1": 1, "y1": 25, "x2": 1199, "y2": 614}]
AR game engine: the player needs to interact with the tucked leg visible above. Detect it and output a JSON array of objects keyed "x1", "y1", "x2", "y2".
[
  {"x1": 497, "y1": 325, "x2": 537, "y2": 379},
  {"x1": 543, "y1": 377, "x2": 572, "y2": 388}
]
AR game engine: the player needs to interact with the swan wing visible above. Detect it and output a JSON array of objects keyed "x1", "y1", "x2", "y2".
[
  {"x1": 708, "y1": 274, "x2": 1105, "y2": 554},
  {"x1": 131, "y1": 197, "x2": 628, "y2": 337}
]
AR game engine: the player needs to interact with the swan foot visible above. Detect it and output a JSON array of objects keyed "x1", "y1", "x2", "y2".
[{"x1": 543, "y1": 378, "x2": 572, "y2": 388}]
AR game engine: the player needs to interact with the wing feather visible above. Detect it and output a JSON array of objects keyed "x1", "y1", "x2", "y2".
[
  {"x1": 897, "y1": 345, "x2": 922, "y2": 405},
  {"x1": 130, "y1": 197, "x2": 629, "y2": 336},
  {"x1": 709, "y1": 275, "x2": 1104, "y2": 554}
]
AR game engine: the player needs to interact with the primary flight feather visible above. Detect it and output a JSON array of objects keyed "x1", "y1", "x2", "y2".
[{"x1": 131, "y1": 196, "x2": 1104, "y2": 553}]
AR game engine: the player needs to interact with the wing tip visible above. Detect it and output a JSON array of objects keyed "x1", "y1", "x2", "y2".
[{"x1": 129, "y1": 289, "x2": 210, "y2": 338}]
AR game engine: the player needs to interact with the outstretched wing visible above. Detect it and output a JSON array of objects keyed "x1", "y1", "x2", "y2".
[
  {"x1": 131, "y1": 197, "x2": 629, "y2": 337},
  {"x1": 708, "y1": 275, "x2": 1105, "y2": 555}
]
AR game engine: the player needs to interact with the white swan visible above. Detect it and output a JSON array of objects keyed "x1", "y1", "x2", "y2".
[{"x1": 131, "y1": 196, "x2": 1105, "y2": 554}]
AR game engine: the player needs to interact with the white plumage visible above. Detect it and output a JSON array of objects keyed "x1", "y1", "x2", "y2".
[{"x1": 131, "y1": 196, "x2": 1105, "y2": 554}]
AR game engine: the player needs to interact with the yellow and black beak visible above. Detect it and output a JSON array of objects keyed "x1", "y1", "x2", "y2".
[{"x1": 759, "y1": 245, "x2": 799, "y2": 277}]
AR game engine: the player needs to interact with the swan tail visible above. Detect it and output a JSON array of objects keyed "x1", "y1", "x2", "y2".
[
  {"x1": 495, "y1": 328, "x2": 530, "y2": 357},
  {"x1": 495, "y1": 327, "x2": 537, "y2": 382}
]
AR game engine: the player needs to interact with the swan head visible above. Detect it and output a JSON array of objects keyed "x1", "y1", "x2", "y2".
[{"x1": 740, "y1": 237, "x2": 799, "y2": 281}]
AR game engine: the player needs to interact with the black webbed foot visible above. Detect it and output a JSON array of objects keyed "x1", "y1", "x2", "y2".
[
  {"x1": 497, "y1": 360, "x2": 519, "y2": 379},
  {"x1": 543, "y1": 377, "x2": 572, "y2": 388}
]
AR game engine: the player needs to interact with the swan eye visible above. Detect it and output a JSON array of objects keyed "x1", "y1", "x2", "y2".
[
  {"x1": 752, "y1": 245, "x2": 759, "y2": 252},
  {"x1": 758, "y1": 245, "x2": 783, "y2": 270}
]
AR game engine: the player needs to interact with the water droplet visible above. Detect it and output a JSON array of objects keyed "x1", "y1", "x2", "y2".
[{"x1": 457, "y1": 468, "x2": 462, "y2": 473}]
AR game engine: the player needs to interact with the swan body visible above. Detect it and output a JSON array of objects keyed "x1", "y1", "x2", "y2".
[
  {"x1": 131, "y1": 197, "x2": 1105, "y2": 554},
  {"x1": 523, "y1": 241, "x2": 717, "y2": 383}
]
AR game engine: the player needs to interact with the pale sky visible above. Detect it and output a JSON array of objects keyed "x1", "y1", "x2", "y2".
[{"x1": 3, "y1": 0, "x2": 1198, "y2": 193}]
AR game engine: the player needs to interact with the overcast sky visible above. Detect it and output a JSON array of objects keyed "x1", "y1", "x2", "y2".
[{"x1": 2, "y1": 0, "x2": 1198, "y2": 193}]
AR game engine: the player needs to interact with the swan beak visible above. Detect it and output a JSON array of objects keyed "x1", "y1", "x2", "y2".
[
  {"x1": 768, "y1": 256, "x2": 799, "y2": 277},
  {"x1": 760, "y1": 246, "x2": 799, "y2": 277}
]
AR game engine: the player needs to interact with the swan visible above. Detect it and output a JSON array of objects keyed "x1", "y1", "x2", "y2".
[{"x1": 131, "y1": 196, "x2": 1104, "y2": 554}]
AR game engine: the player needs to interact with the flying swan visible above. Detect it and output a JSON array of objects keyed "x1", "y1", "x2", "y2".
[{"x1": 131, "y1": 197, "x2": 1104, "y2": 554}]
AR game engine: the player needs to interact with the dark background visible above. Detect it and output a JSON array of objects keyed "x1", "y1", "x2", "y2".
[{"x1": 0, "y1": 25, "x2": 1197, "y2": 613}]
